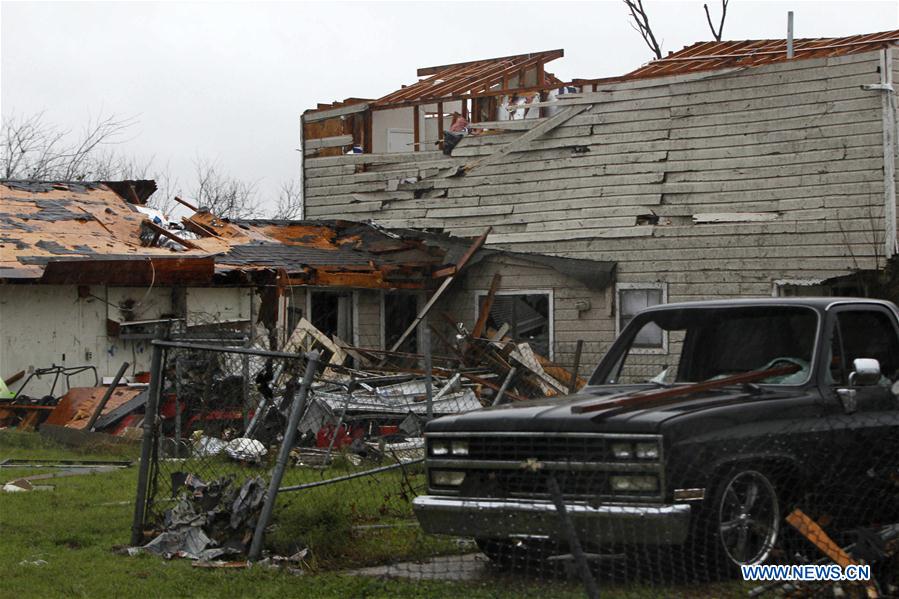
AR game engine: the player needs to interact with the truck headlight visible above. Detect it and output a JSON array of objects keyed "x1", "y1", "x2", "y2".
[
  {"x1": 634, "y1": 442, "x2": 659, "y2": 460},
  {"x1": 451, "y1": 440, "x2": 469, "y2": 456},
  {"x1": 431, "y1": 470, "x2": 466, "y2": 487},
  {"x1": 430, "y1": 440, "x2": 450, "y2": 456},
  {"x1": 610, "y1": 475, "x2": 658, "y2": 492},
  {"x1": 611, "y1": 443, "x2": 634, "y2": 459}
]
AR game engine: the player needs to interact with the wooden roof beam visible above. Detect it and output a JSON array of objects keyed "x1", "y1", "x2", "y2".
[{"x1": 417, "y1": 48, "x2": 563, "y2": 76}]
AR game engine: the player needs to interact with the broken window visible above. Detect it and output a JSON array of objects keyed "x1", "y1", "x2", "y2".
[
  {"x1": 617, "y1": 284, "x2": 666, "y2": 350},
  {"x1": 309, "y1": 290, "x2": 354, "y2": 344},
  {"x1": 476, "y1": 292, "x2": 551, "y2": 358},
  {"x1": 383, "y1": 291, "x2": 420, "y2": 354}
]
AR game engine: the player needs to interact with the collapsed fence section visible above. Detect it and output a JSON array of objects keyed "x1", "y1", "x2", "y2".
[{"x1": 129, "y1": 338, "x2": 478, "y2": 569}]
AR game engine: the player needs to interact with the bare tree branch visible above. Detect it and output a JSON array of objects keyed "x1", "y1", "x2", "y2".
[
  {"x1": 703, "y1": 0, "x2": 729, "y2": 42},
  {"x1": 1, "y1": 112, "x2": 266, "y2": 221},
  {"x1": 1, "y1": 111, "x2": 137, "y2": 181},
  {"x1": 623, "y1": 0, "x2": 663, "y2": 59},
  {"x1": 272, "y1": 179, "x2": 303, "y2": 220},
  {"x1": 190, "y1": 159, "x2": 261, "y2": 220}
]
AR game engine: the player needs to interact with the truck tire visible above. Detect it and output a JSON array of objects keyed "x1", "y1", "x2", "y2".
[{"x1": 702, "y1": 467, "x2": 781, "y2": 576}]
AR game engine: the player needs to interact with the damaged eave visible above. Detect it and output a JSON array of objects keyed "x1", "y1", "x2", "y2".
[{"x1": 39, "y1": 256, "x2": 217, "y2": 286}]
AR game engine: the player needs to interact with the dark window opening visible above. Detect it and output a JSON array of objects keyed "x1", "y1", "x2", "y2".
[
  {"x1": 478, "y1": 293, "x2": 550, "y2": 357},
  {"x1": 384, "y1": 292, "x2": 419, "y2": 354},
  {"x1": 310, "y1": 290, "x2": 354, "y2": 343}
]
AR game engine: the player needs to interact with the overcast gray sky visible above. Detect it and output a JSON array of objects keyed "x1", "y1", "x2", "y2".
[{"x1": 2, "y1": 0, "x2": 897, "y2": 215}]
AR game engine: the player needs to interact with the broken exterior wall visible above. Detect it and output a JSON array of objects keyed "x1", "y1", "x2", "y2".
[
  {"x1": 435, "y1": 254, "x2": 609, "y2": 371},
  {"x1": 0, "y1": 284, "x2": 261, "y2": 397},
  {"x1": 0, "y1": 284, "x2": 172, "y2": 395},
  {"x1": 186, "y1": 287, "x2": 254, "y2": 326},
  {"x1": 304, "y1": 51, "x2": 891, "y2": 321}
]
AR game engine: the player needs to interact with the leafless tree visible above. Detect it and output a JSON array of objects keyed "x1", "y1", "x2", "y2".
[
  {"x1": 272, "y1": 179, "x2": 303, "y2": 220},
  {"x1": 191, "y1": 159, "x2": 260, "y2": 220},
  {"x1": 1, "y1": 111, "x2": 137, "y2": 181},
  {"x1": 2, "y1": 111, "x2": 270, "y2": 220},
  {"x1": 704, "y1": 0, "x2": 729, "y2": 42},
  {"x1": 623, "y1": 0, "x2": 663, "y2": 60},
  {"x1": 623, "y1": 0, "x2": 731, "y2": 59}
]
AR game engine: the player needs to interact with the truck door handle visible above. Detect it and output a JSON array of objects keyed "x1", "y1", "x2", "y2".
[{"x1": 836, "y1": 388, "x2": 857, "y2": 414}]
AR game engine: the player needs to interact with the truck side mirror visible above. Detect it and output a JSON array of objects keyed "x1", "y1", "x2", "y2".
[{"x1": 849, "y1": 358, "x2": 881, "y2": 387}]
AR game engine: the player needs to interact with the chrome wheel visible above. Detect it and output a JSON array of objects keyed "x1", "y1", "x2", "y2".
[{"x1": 717, "y1": 470, "x2": 779, "y2": 566}]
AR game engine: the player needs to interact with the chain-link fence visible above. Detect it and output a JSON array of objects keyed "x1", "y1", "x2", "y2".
[{"x1": 131, "y1": 309, "x2": 899, "y2": 598}]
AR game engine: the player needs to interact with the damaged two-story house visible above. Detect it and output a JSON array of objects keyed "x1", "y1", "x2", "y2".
[{"x1": 300, "y1": 30, "x2": 899, "y2": 372}]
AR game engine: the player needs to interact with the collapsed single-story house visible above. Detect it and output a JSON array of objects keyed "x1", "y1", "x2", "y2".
[
  {"x1": 300, "y1": 29, "x2": 899, "y2": 371},
  {"x1": 0, "y1": 180, "x2": 613, "y2": 395}
]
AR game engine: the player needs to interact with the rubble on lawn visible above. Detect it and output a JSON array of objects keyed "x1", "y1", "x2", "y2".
[{"x1": 130, "y1": 474, "x2": 267, "y2": 561}]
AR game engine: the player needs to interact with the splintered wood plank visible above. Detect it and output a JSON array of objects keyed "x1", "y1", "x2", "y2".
[
  {"x1": 458, "y1": 105, "x2": 590, "y2": 174},
  {"x1": 471, "y1": 273, "x2": 501, "y2": 340}
]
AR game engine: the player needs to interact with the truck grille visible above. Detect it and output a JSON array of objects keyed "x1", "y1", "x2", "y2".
[
  {"x1": 465, "y1": 435, "x2": 614, "y2": 462},
  {"x1": 426, "y1": 432, "x2": 664, "y2": 501}
]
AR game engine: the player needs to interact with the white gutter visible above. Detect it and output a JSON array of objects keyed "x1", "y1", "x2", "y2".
[{"x1": 863, "y1": 47, "x2": 898, "y2": 258}]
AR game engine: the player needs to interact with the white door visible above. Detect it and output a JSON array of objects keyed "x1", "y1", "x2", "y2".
[{"x1": 387, "y1": 128, "x2": 414, "y2": 153}]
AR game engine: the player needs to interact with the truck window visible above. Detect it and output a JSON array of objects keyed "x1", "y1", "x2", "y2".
[
  {"x1": 832, "y1": 310, "x2": 899, "y2": 384},
  {"x1": 597, "y1": 306, "x2": 818, "y2": 386}
]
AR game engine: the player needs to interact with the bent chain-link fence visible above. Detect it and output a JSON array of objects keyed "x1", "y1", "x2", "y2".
[{"x1": 132, "y1": 333, "x2": 899, "y2": 597}]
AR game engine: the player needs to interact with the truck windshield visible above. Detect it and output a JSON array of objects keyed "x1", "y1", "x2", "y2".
[{"x1": 593, "y1": 306, "x2": 818, "y2": 386}]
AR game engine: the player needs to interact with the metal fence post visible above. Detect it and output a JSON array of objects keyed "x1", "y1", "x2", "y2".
[
  {"x1": 546, "y1": 475, "x2": 600, "y2": 599},
  {"x1": 248, "y1": 350, "x2": 320, "y2": 561},
  {"x1": 423, "y1": 321, "x2": 433, "y2": 420},
  {"x1": 568, "y1": 339, "x2": 584, "y2": 395},
  {"x1": 131, "y1": 343, "x2": 164, "y2": 546}
]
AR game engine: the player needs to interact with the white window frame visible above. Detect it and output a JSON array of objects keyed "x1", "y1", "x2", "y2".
[
  {"x1": 473, "y1": 289, "x2": 554, "y2": 360},
  {"x1": 305, "y1": 289, "x2": 359, "y2": 347},
  {"x1": 380, "y1": 290, "x2": 425, "y2": 351},
  {"x1": 615, "y1": 282, "x2": 668, "y2": 355}
]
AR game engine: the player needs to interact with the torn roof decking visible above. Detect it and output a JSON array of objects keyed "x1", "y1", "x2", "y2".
[
  {"x1": 616, "y1": 29, "x2": 899, "y2": 82},
  {"x1": 0, "y1": 180, "x2": 614, "y2": 290},
  {"x1": 373, "y1": 49, "x2": 565, "y2": 108},
  {"x1": 0, "y1": 181, "x2": 448, "y2": 288},
  {"x1": 305, "y1": 49, "x2": 567, "y2": 120},
  {"x1": 0, "y1": 180, "x2": 214, "y2": 281},
  {"x1": 306, "y1": 29, "x2": 899, "y2": 118}
]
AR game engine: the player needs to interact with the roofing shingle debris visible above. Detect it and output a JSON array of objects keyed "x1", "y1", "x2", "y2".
[{"x1": 0, "y1": 179, "x2": 613, "y2": 290}]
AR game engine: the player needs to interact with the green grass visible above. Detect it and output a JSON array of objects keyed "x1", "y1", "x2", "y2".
[{"x1": 0, "y1": 430, "x2": 747, "y2": 598}]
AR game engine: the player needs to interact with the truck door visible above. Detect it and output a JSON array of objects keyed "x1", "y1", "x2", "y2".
[{"x1": 822, "y1": 304, "x2": 899, "y2": 522}]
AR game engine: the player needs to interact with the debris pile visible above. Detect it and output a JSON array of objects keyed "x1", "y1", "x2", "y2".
[{"x1": 132, "y1": 474, "x2": 267, "y2": 561}]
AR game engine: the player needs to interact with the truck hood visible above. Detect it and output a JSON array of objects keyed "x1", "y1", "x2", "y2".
[{"x1": 426, "y1": 385, "x2": 796, "y2": 434}]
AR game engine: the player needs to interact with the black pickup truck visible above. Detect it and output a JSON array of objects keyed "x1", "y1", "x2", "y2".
[{"x1": 413, "y1": 298, "x2": 899, "y2": 572}]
